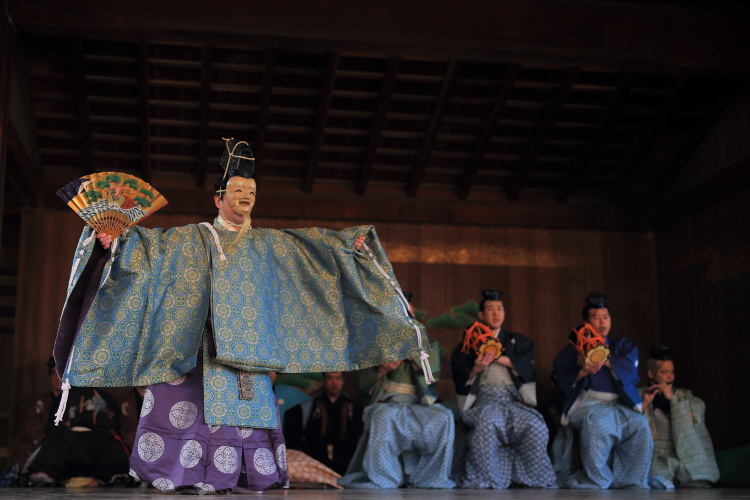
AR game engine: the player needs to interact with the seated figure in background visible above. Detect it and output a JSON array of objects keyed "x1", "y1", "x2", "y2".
[
  {"x1": 21, "y1": 357, "x2": 130, "y2": 486},
  {"x1": 284, "y1": 371, "x2": 363, "y2": 475},
  {"x1": 339, "y1": 294, "x2": 455, "y2": 489},
  {"x1": 451, "y1": 289, "x2": 556, "y2": 489},
  {"x1": 551, "y1": 292, "x2": 652, "y2": 489},
  {"x1": 640, "y1": 344, "x2": 720, "y2": 488}
]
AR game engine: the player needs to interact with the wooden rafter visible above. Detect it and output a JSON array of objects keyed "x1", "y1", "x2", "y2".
[
  {"x1": 74, "y1": 39, "x2": 94, "y2": 174},
  {"x1": 605, "y1": 77, "x2": 686, "y2": 204},
  {"x1": 556, "y1": 73, "x2": 632, "y2": 204},
  {"x1": 304, "y1": 52, "x2": 339, "y2": 193},
  {"x1": 650, "y1": 80, "x2": 742, "y2": 203},
  {"x1": 407, "y1": 60, "x2": 458, "y2": 198},
  {"x1": 10, "y1": 0, "x2": 750, "y2": 76},
  {"x1": 137, "y1": 42, "x2": 151, "y2": 181},
  {"x1": 196, "y1": 44, "x2": 212, "y2": 189},
  {"x1": 254, "y1": 48, "x2": 275, "y2": 181},
  {"x1": 507, "y1": 67, "x2": 580, "y2": 201},
  {"x1": 458, "y1": 64, "x2": 520, "y2": 200},
  {"x1": 356, "y1": 56, "x2": 400, "y2": 195}
]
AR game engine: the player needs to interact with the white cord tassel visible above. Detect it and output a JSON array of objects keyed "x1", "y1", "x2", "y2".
[
  {"x1": 360, "y1": 242, "x2": 435, "y2": 384},
  {"x1": 54, "y1": 379, "x2": 71, "y2": 426},
  {"x1": 54, "y1": 347, "x2": 76, "y2": 426},
  {"x1": 420, "y1": 351, "x2": 436, "y2": 384},
  {"x1": 200, "y1": 222, "x2": 227, "y2": 261}
]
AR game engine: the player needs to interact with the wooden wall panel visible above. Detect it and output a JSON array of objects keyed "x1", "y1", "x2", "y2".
[
  {"x1": 655, "y1": 185, "x2": 750, "y2": 452},
  {"x1": 10, "y1": 209, "x2": 659, "y2": 453}
]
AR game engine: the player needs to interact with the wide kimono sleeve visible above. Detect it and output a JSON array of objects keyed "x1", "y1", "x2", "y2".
[
  {"x1": 450, "y1": 334, "x2": 477, "y2": 396},
  {"x1": 504, "y1": 330, "x2": 535, "y2": 384},
  {"x1": 208, "y1": 224, "x2": 430, "y2": 375},
  {"x1": 607, "y1": 337, "x2": 642, "y2": 409},
  {"x1": 359, "y1": 340, "x2": 441, "y2": 406},
  {"x1": 553, "y1": 344, "x2": 583, "y2": 406},
  {"x1": 54, "y1": 225, "x2": 212, "y2": 387},
  {"x1": 670, "y1": 389, "x2": 720, "y2": 482}
]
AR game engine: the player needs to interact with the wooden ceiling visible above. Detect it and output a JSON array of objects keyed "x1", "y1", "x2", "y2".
[{"x1": 6, "y1": 0, "x2": 750, "y2": 229}]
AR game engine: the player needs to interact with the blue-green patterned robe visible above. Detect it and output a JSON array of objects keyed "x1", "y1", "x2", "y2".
[{"x1": 54, "y1": 221, "x2": 429, "y2": 429}]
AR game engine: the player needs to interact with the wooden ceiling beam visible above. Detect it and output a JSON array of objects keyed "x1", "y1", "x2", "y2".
[
  {"x1": 254, "y1": 48, "x2": 276, "y2": 183},
  {"x1": 556, "y1": 73, "x2": 632, "y2": 204},
  {"x1": 9, "y1": 0, "x2": 750, "y2": 75},
  {"x1": 507, "y1": 67, "x2": 579, "y2": 201},
  {"x1": 196, "y1": 44, "x2": 212, "y2": 189},
  {"x1": 137, "y1": 42, "x2": 151, "y2": 182},
  {"x1": 407, "y1": 60, "x2": 458, "y2": 198},
  {"x1": 73, "y1": 39, "x2": 94, "y2": 174},
  {"x1": 304, "y1": 52, "x2": 338, "y2": 193},
  {"x1": 459, "y1": 64, "x2": 520, "y2": 200},
  {"x1": 356, "y1": 56, "x2": 400, "y2": 195},
  {"x1": 605, "y1": 78, "x2": 686, "y2": 204},
  {"x1": 650, "y1": 80, "x2": 742, "y2": 203}
]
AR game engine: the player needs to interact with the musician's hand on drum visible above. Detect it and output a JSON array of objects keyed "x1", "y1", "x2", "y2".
[
  {"x1": 469, "y1": 352, "x2": 495, "y2": 379},
  {"x1": 578, "y1": 360, "x2": 604, "y2": 380}
]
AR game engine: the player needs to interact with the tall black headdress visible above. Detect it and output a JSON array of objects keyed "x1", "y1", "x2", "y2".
[
  {"x1": 479, "y1": 289, "x2": 503, "y2": 311},
  {"x1": 647, "y1": 343, "x2": 673, "y2": 361},
  {"x1": 582, "y1": 291, "x2": 608, "y2": 320},
  {"x1": 215, "y1": 138, "x2": 256, "y2": 194}
]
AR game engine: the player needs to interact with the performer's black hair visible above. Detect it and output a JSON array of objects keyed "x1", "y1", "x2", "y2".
[
  {"x1": 582, "y1": 291, "x2": 608, "y2": 321},
  {"x1": 479, "y1": 289, "x2": 503, "y2": 312}
]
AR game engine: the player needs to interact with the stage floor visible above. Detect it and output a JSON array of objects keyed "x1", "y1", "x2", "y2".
[{"x1": 0, "y1": 487, "x2": 748, "y2": 499}]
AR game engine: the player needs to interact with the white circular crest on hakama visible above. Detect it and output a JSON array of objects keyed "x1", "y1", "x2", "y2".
[
  {"x1": 152, "y1": 478, "x2": 175, "y2": 492},
  {"x1": 137, "y1": 432, "x2": 165, "y2": 462},
  {"x1": 169, "y1": 401, "x2": 198, "y2": 429},
  {"x1": 254, "y1": 448, "x2": 277, "y2": 475},
  {"x1": 196, "y1": 482, "x2": 215, "y2": 494},
  {"x1": 276, "y1": 444, "x2": 287, "y2": 471},
  {"x1": 214, "y1": 446, "x2": 239, "y2": 474},
  {"x1": 141, "y1": 389, "x2": 154, "y2": 417},
  {"x1": 209, "y1": 425, "x2": 221, "y2": 433},
  {"x1": 237, "y1": 427, "x2": 253, "y2": 438},
  {"x1": 179, "y1": 440, "x2": 202, "y2": 468},
  {"x1": 168, "y1": 375, "x2": 187, "y2": 385},
  {"x1": 128, "y1": 469, "x2": 140, "y2": 481}
]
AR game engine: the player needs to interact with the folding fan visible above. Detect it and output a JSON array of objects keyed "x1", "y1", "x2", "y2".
[{"x1": 57, "y1": 172, "x2": 168, "y2": 238}]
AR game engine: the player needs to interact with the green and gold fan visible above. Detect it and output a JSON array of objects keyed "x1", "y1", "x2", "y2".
[{"x1": 57, "y1": 172, "x2": 168, "y2": 238}]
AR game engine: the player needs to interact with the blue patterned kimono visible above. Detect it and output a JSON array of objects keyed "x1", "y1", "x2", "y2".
[
  {"x1": 551, "y1": 336, "x2": 653, "y2": 489},
  {"x1": 54, "y1": 221, "x2": 429, "y2": 429}
]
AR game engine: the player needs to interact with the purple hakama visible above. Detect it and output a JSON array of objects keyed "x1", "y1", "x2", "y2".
[{"x1": 129, "y1": 359, "x2": 289, "y2": 494}]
